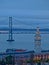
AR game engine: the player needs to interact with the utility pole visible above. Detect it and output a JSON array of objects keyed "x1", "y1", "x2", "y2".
[{"x1": 7, "y1": 17, "x2": 14, "y2": 42}]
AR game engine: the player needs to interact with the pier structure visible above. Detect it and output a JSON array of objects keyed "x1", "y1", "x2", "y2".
[{"x1": 7, "y1": 17, "x2": 14, "y2": 42}]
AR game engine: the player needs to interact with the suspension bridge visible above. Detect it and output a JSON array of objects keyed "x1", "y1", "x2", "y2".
[
  {"x1": 0, "y1": 16, "x2": 49, "y2": 41},
  {"x1": 0, "y1": 16, "x2": 49, "y2": 34}
]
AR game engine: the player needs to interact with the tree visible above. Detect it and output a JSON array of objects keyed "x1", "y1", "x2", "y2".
[
  {"x1": 30, "y1": 53, "x2": 34, "y2": 65},
  {"x1": 1, "y1": 59, "x2": 6, "y2": 65},
  {"x1": 6, "y1": 55, "x2": 15, "y2": 65},
  {"x1": 0, "y1": 60, "x2": 2, "y2": 64}
]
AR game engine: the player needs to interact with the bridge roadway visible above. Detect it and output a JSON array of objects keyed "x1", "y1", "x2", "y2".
[{"x1": 0, "y1": 28, "x2": 49, "y2": 34}]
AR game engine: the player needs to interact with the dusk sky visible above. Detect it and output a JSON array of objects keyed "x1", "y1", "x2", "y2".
[
  {"x1": 0, "y1": 0, "x2": 49, "y2": 28},
  {"x1": 0, "y1": 0, "x2": 49, "y2": 14}
]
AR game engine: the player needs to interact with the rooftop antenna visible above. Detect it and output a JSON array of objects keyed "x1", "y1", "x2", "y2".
[{"x1": 7, "y1": 17, "x2": 14, "y2": 42}]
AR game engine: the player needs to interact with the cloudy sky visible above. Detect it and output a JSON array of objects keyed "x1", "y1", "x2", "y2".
[
  {"x1": 0, "y1": 0, "x2": 49, "y2": 15},
  {"x1": 0, "y1": 0, "x2": 49, "y2": 28}
]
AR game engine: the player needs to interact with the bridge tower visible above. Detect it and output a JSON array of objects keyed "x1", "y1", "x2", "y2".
[
  {"x1": 34, "y1": 27, "x2": 41, "y2": 53},
  {"x1": 7, "y1": 17, "x2": 14, "y2": 42}
]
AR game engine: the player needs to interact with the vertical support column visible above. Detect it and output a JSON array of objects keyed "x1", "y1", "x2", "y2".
[
  {"x1": 9, "y1": 17, "x2": 12, "y2": 40},
  {"x1": 7, "y1": 17, "x2": 14, "y2": 42}
]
